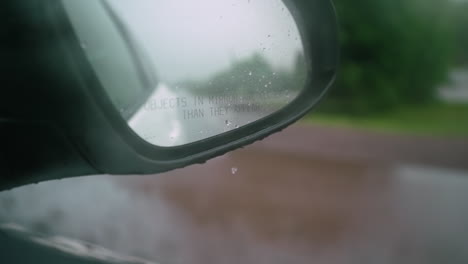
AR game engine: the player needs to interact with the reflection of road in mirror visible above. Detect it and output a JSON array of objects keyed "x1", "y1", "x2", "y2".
[
  {"x1": 129, "y1": 81, "x2": 298, "y2": 147},
  {"x1": 129, "y1": 83, "x2": 186, "y2": 146}
]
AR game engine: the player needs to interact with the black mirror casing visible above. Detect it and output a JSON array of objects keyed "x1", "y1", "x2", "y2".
[{"x1": 0, "y1": 0, "x2": 338, "y2": 190}]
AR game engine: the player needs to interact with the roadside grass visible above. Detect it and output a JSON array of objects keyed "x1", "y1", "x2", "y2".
[{"x1": 301, "y1": 103, "x2": 468, "y2": 138}]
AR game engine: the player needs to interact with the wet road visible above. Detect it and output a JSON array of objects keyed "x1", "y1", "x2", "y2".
[{"x1": 1, "y1": 124, "x2": 468, "y2": 264}]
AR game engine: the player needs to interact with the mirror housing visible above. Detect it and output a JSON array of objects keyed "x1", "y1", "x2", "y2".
[{"x1": 0, "y1": 0, "x2": 338, "y2": 190}]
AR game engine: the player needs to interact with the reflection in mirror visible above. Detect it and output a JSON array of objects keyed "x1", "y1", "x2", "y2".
[{"x1": 66, "y1": 0, "x2": 307, "y2": 147}]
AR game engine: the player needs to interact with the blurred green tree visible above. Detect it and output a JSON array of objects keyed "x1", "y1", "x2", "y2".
[
  {"x1": 452, "y1": 1, "x2": 468, "y2": 66},
  {"x1": 322, "y1": 0, "x2": 455, "y2": 114}
]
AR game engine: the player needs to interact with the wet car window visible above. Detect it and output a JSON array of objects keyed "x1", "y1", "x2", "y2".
[{"x1": 1, "y1": 0, "x2": 468, "y2": 263}]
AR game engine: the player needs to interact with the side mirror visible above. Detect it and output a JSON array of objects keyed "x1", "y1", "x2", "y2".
[{"x1": 0, "y1": 0, "x2": 338, "y2": 190}]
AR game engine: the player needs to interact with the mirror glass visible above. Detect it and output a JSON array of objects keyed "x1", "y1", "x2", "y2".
[{"x1": 64, "y1": 0, "x2": 307, "y2": 147}]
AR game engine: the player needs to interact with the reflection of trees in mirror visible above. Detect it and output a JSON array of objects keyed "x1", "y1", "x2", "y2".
[{"x1": 173, "y1": 52, "x2": 307, "y2": 106}]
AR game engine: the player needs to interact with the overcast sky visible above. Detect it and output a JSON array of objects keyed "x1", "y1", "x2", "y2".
[{"x1": 110, "y1": 0, "x2": 304, "y2": 83}]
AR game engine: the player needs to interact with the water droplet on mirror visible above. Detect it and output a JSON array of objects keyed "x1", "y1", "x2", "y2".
[{"x1": 231, "y1": 167, "x2": 238, "y2": 175}]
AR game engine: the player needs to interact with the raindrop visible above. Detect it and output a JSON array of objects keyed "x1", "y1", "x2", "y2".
[
  {"x1": 249, "y1": 71, "x2": 252, "y2": 76},
  {"x1": 235, "y1": 125, "x2": 240, "y2": 129},
  {"x1": 231, "y1": 167, "x2": 238, "y2": 175},
  {"x1": 225, "y1": 120, "x2": 232, "y2": 127}
]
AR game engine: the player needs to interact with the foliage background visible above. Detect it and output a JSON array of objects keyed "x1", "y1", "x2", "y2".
[{"x1": 319, "y1": 0, "x2": 461, "y2": 114}]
